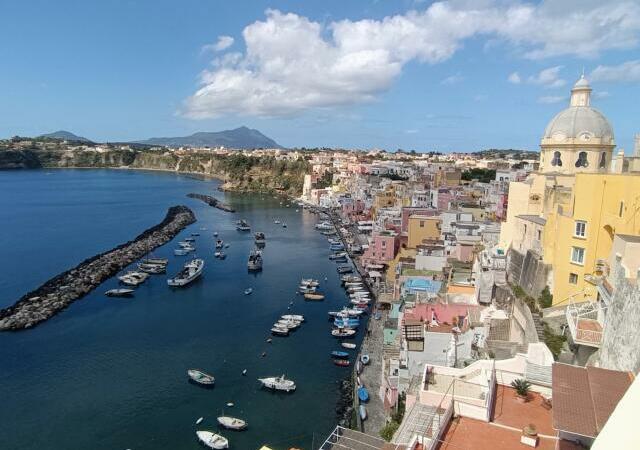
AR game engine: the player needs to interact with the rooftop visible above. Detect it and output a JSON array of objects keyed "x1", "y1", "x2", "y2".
[{"x1": 516, "y1": 214, "x2": 547, "y2": 226}]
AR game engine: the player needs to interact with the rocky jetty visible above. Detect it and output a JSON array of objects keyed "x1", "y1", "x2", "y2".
[
  {"x1": 187, "y1": 193, "x2": 235, "y2": 212},
  {"x1": 0, "y1": 205, "x2": 196, "y2": 331},
  {"x1": 336, "y1": 377, "x2": 355, "y2": 427}
]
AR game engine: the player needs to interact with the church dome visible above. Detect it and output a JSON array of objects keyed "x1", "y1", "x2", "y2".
[{"x1": 542, "y1": 76, "x2": 614, "y2": 143}]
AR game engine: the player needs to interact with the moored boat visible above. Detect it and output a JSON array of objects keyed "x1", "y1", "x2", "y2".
[
  {"x1": 304, "y1": 293, "x2": 325, "y2": 301},
  {"x1": 341, "y1": 342, "x2": 357, "y2": 350},
  {"x1": 236, "y1": 219, "x2": 251, "y2": 231},
  {"x1": 331, "y1": 350, "x2": 349, "y2": 359},
  {"x1": 217, "y1": 416, "x2": 247, "y2": 430},
  {"x1": 247, "y1": 250, "x2": 263, "y2": 271},
  {"x1": 118, "y1": 271, "x2": 149, "y2": 286},
  {"x1": 244, "y1": 287, "x2": 253, "y2": 295},
  {"x1": 334, "y1": 359, "x2": 350, "y2": 367},
  {"x1": 281, "y1": 314, "x2": 304, "y2": 322},
  {"x1": 196, "y1": 431, "x2": 229, "y2": 449},
  {"x1": 358, "y1": 386, "x2": 369, "y2": 402},
  {"x1": 254, "y1": 232, "x2": 266, "y2": 246},
  {"x1": 258, "y1": 375, "x2": 296, "y2": 392},
  {"x1": 337, "y1": 265, "x2": 353, "y2": 274},
  {"x1": 188, "y1": 369, "x2": 215, "y2": 386},
  {"x1": 167, "y1": 258, "x2": 204, "y2": 287},
  {"x1": 332, "y1": 328, "x2": 356, "y2": 338},
  {"x1": 105, "y1": 288, "x2": 134, "y2": 297}
]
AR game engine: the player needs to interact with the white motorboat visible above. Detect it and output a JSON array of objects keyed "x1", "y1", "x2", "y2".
[
  {"x1": 271, "y1": 326, "x2": 289, "y2": 336},
  {"x1": 196, "y1": 431, "x2": 229, "y2": 449},
  {"x1": 187, "y1": 369, "x2": 215, "y2": 385},
  {"x1": 332, "y1": 329, "x2": 356, "y2": 338},
  {"x1": 167, "y1": 259, "x2": 204, "y2": 287},
  {"x1": 142, "y1": 258, "x2": 168, "y2": 266},
  {"x1": 276, "y1": 319, "x2": 301, "y2": 329},
  {"x1": 105, "y1": 288, "x2": 134, "y2": 297},
  {"x1": 244, "y1": 288, "x2": 253, "y2": 295},
  {"x1": 350, "y1": 298, "x2": 371, "y2": 305},
  {"x1": 137, "y1": 262, "x2": 166, "y2": 274},
  {"x1": 258, "y1": 375, "x2": 296, "y2": 392},
  {"x1": 281, "y1": 314, "x2": 304, "y2": 322},
  {"x1": 342, "y1": 342, "x2": 357, "y2": 349},
  {"x1": 174, "y1": 247, "x2": 192, "y2": 256},
  {"x1": 236, "y1": 219, "x2": 251, "y2": 231},
  {"x1": 118, "y1": 271, "x2": 149, "y2": 286},
  {"x1": 217, "y1": 416, "x2": 247, "y2": 430},
  {"x1": 247, "y1": 250, "x2": 263, "y2": 271}
]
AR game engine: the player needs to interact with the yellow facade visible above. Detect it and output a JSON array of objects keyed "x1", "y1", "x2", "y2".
[
  {"x1": 543, "y1": 173, "x2": 640, "y2": 304},
  {"x1": 407, "y1": 215, "x2": 441, "y2": 248}
]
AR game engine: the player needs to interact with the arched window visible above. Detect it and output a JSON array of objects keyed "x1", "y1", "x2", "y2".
[
  {"x1": 551, "y1": 151, "x2": 562, "y2": 167},
  {"x1": 599, "y1": 152, "x2": 607, "y2": 169},
  {"x1": 575, "y1": 151, "x2": 589, "y2": 168}
]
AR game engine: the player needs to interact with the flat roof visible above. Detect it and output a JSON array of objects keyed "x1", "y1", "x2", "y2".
[
  {"x1": 516, "y1": 214, "x2": 547, "y2": 226},
  {"x1": 616, "y1": 234, "x2": 640, "y2": 243},
  {"x1": 552, "y1": 363, "x2": 633, "y2": 437}
]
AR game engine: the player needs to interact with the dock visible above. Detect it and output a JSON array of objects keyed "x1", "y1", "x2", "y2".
[{"x1": 187, "y1": 193, "x2": 235, "y2": 212}]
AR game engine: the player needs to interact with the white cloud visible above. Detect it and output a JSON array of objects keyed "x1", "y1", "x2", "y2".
[
  {"x1": 202, "y1": 35, "x2": 235, "y2": 53},
  {"x1": 590, "y1": 60, "x2": 640, "y2": 82},
  {"x1": 508, "y1": 72, "x2": 521, "y2": 84},
  {"x1": 183, "y1": 2, "x2": 640, "y2": 118},
  {"x1": 537, "y1": 95, "x2": 566, "y2": 104},
  {"x1": 441, "y1": 73, "x2": 464, "y2": 85},
  {"x1": 527, "y1": 66, "x2": 566, "y2": 88}
]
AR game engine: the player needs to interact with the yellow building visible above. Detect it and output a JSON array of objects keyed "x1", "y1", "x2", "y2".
[
  {"x1": 501, "y1": 76, "x2": 640, "y2": 305},
  {"x1": 407, "y1": 215, "x2": 441, "y2": 248}
]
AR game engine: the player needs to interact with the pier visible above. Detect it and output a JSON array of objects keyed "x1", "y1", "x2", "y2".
[
  {"x1": 0, "y1": 205, "x2": 196, "y2": 331},
  {"x1": 187, "y1": 193, "x2": 235, "y2": 212}
]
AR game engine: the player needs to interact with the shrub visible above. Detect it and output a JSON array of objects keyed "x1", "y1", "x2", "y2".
[
  {"x1": 538, "y1": 286, "x2": 553, "y2": 309},
  {"x1": 511, "y1": 378, "x2": 532, "y2": 397},
  {"x1": 380, "y1": 421, "x2": 400, "y2": 441}
]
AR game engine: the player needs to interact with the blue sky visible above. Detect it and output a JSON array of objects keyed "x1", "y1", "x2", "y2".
[{"x1": 1, "y1": 0, "x2": 639, "y2": 152}]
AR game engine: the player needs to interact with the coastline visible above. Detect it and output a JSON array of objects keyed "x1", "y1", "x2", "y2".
[{"x1": 0, "y1": 205, "x2": 196, "y2": 331}]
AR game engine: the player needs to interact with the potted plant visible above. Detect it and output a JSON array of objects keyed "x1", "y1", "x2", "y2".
[{"x1": 511, "y1": 378, "x2": 531, "y2": 403}]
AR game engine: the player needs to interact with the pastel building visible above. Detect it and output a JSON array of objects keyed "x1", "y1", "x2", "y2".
[{"x1": 361, "y1": 231, "x2": 398, "y2": 267}]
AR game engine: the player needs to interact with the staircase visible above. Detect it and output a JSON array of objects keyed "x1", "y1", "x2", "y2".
[{"x1": 532, "y1": 312, "x2": 545, "y2": 341}]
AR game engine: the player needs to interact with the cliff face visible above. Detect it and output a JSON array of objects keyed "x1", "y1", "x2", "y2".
[{"x1": 0, "y1": 147, "x2": 308, "y2": 195}]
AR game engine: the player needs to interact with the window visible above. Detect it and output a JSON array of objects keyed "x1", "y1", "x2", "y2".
[
  {"x1": 599, "y1": 152, "x2": 607, "y2": 169},
  {"x1": 575, "y1": 151, "x2": 589, "y2": 168},
  {"x1": 537, "y1": 230, "x2": 542, "y2": 241},
  {"x1": 571, "y1": 246, "x2": 585, "y2": 265},
  {"x1": 551, "y1": 151, "x2": 563, "y2": 167},
  {"x1": 619, "y1": 201, "x2": 624, "y2": 218},
  {"x1": 420, "y1": 221, "x2": 425, "y2": 228},
  {"x1": 574, "y1": 221, "x2": 586, "y2": 238},
  {"x1": 569, "y1": 273, "x2": 579, "y2": 284}
]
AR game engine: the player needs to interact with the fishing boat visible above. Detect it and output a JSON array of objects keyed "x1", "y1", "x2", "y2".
[
  {"x1": 270, "y1": 326, "x2": 289, "y2": 336},
  {"x1": 315, "y1": 222, "x2": 333, "y2": 231},
  {"x1": 350, "y1": 299, "x2": 371, "y2": 306},
  {"x1": 167, "y1": 258, "x2": 204, "y2": 287},
  {"x1": 214, "y1": 251, "x2": 221, "y2": 258},
  {"x1": 105, "y1": 288, "x2": 134, "y2": 297},
  {"x1": 244, "y1": 288, "x2": 253, "y2": 295},
  {"x1": 331, "y1": 350, "x2": 350, "y2": 359},
  {"x1": 247, "y1": 250, "x2": 263, "y2": 271},
  {"x1": 329, "y1": 252, "x2": 347, "y2": 260},
  {"x1": 137, "y1": 262, "x2": 166, "y2": 274},
  {"x1": 358, "y1": 386, "x2": 369, "y2": 402},
  {"x1": 359, "y1": 405, "x2": 367, "y2": 420},
  {"x1": 361, "y1": 354, "x2": 371, "y2": 365},
  {"x1": 142, "y1": 258, "x2": 168, "y2": 266},
  {"x1": 334, "y1": 318, "x2": 360, "y2": 328},
  {"x1": 187, "y1": 369, "x2": 215, "y2": 386},
  {"x1": 332, "y1": 329, "x2": 356, "y2": 338},
  {"x1": 304, "y1": 292, "x2": 325, "y2": 301},
  {"x1": 341, "y1": 275, "x2": 362, "y2": 283},
  {"x1": 298, "y1": 285, "x2": 316, "y2": 293},
  {"x1": 281, "y1": 314, "x2": 304, "y2": 322},
  {"x1": 196, "y1": 431, "x2": 229, "y2": 449},
  {"x1": 118, "y1": 271, "x2": 149, "y2": 286},
  {"x1": 337, "y1": 265, "x2": 353, "y2": 274},
  {"x1": 334, "y1": 359, "x2": 350, "y2": 367},
  {"x1": 258, "y1": 375, "x2": 296, "y2": 392},
  {"x1": 217, "y1": 416, "x2": 247, "y2": 430},
  {"x1": 174, "y1": 247, "x2": 193, "y2": 256},
  {"x1": 341, "y1": 342, "x2": 357, "y2": 350},
  {"x1": 236, "y1": 219, "x2": 251, "y2": 231},
  {"x1": 330, "y1": 244, "x2": 345, "y2": 252},
  {"x1": 276, "y1": 319, "x2": 300, "y2": 329},
  {"x1": 215, "y1": 239, "x2": 224, "y2": 249},
  {"x1": 254, "y1": 232, "x2": 266, "y2": 246},
  {"x1": 344, "y1": 281, "x2": 364, "y2": 287},
  {"x1": 300, "y1": 278, "x2": 319, "y2": 287}
]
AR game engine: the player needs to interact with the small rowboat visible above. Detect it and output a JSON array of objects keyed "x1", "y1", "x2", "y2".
[
  {"x1": 304, "y1": 293, "x2": 325, "y2": 301},
  {"x1": 334, "y1": 359, "x2": 350, "y2": 367},
  {"x1": 217, "y1": 416, "x2": 247, "y2": 430},
  {"x1": 331, "y1": 350, "x2": 349, "y2": 359},
  {"x1": 342, "y1": 342, "x2": 357, "y2": 349},
  {"x1": 358, "y1": 386, "x2": 369, "y2": 403},
  {"x1": 332, "y1": 329, "x2": 356, "y2": 338}
]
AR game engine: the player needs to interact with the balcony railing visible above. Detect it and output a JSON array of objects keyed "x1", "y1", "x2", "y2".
[{"x1": 566, "y1": 300, "x2": 604, "y2": 348}]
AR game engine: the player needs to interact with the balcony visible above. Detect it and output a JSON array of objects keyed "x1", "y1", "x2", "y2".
[{"x1": 565, "y1": 300, "x2": 604, "y2": 348}]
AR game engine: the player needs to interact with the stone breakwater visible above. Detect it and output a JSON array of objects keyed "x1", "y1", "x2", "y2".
[
  {"x1": 0, "y1": 205, "x2": 196, "y2": 331},
  {"x1": 186, "y1": 193, "x2": 235, "y2": 212}
]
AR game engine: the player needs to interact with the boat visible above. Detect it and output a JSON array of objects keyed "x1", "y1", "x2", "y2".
[
  {"x1": 315, "y1": 222, "x2": 334, "y2": 231},
  {"x1": 244, "y1": 288, "x2": 253, "y2": 295},
  {"x1": 334, "y1": 359, "x2": 350, "y2": 367},
  {"x1": 331, "y1": 351, "x2": 350, "y2": 359},
  {"x1": 217, "y1": 416, "x2": 247, "y2": 430},
  {"x1": 270, "y1": 326, "x2": 289, "y2": 336},
  {"x1": 350, "y1": 299, "x2": 371, "y2": 305},
  {"x1": 298, "y1": 286, "x2": 316, "y2": 293},
  {"x1": 258, "y1": 375, "x2": 296, "y2": 392},
  {"x1": 118, "y1": 271, "x2": 149, "y2": 286},
  {"x1": 361, "y1": 354, "x2": 370, "y2": 365},
  {"x1": 329, "y1": 252, "x2": 348, "y2": 260},
  {"x1": 137, "y1": 262, "x2": 166, "y2": 274},
  {"x1": 105, "y1": 288, "x2": 134, "y2": 297},
  {"x1": 359, "y1": 405, "x2": 367, "y2": 421},
  {"x1": 247, "y1": 250, "x2": 263, "y2": 271},
  {"x1": 342, "y1": 342, "x2": 357, "y2": 350},
  {"x1": 341, "y1": 275, "x2": 362, "y2": 283},
  {"x1": 215, "y1": 239, "x2": 224, "y2": 249},
  {"x1": 188, "y1": 369, "x2": 215, "y2": 386},
  {"x1": 276, "y1": 319, "x2": 301, "y2": 329},
  {"x1": 196, "y1": 431, "x2": 229, "y2": 449},
  {"x1": 358, "y1": 386, "x2": 369, "y2": 402},
  {"x1": 213, "y1": 231, "x2": 219, "y2": 237},
  {"x1": 274, "y1": 219, "x2": 281, "y2": 224},
  {"x1": 218, "y1": 252, "x2": 226, "y2": 260},
  {"x1": 191, "y1": 233, "x2": 200, "y2": 237},
  {"x1": 330, "y1": 244, "x2": 345, "y2": 252},
  {"x1": 184, "y1": 237, "x2": 196, "y2": 242},
  {"x1": 300, "y1": 278, "x2": 319, "y2": 287},
  {"x1": 236, "y1": 219, "x2": 251, "y2": 231},
  {"x1": 356, "y1": 360, "x2": 363, "y2": 374},
  {"x1": 332, "y1": 329, "x2": 356, "y2": 338},
  {"x1": 281, "y1": 314, "x2": 304, "y2": 322},
  {"x1": 344, "y1": 281, "x2": 363, "y2": 287},
  {"x1": 196, "y1": 417, "x2": 204, "y2": 425},
  {"x1": 254, "y1": 232, "x2": 266, "y2": 246},
  {"x1": 167, "y1": 258, "x2": 204, "y2": 287},
  {"x1": 142, "y1": 258, "x2": 168, "y2": 266},
  {"x1": 304, "y1": 293, "x2": 325, "y2": 301},
  {"x1": 214, "y1": 251, "x2": 221, "y2": 258},
  {"x1": 174, "y1": 247, "x2": 192, "y2": 256},
  {"x1": 337, "y1": 266, "x2": 353, "y2": 274},
  {"x1": 334, "y1": 318, "x2": 360, "y2": 328}
]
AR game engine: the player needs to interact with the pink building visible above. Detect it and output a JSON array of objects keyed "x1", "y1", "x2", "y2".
[
  {"x1": 341, "y1": 199, "x2": 365, "y2": 218},
  {"x1": 452, "y1": 242, "x2": 475, "y2": 262},
  {"x1": 361, "y1": 231, "x2": 398, "y2": 266}
]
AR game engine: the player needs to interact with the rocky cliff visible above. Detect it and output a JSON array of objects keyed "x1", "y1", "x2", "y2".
[{"x1": 0, "y1": 146, "x2": 309, "y2": 195}]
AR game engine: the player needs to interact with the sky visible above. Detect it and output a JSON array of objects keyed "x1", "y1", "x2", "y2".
[{"x1": 1, "y1": 0, "x2": 639, "y2": 152}]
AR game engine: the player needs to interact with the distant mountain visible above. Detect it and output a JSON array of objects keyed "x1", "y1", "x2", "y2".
[
  {"x1": 38, "y1": 130, "x2": 92, "y2": 142},
  {"x1": 135, "y1": 126, "x2": 282, "y2": 149}
]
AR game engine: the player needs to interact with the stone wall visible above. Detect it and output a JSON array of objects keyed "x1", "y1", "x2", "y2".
[{"x1": 507, "y1": 248, "x2": 549, "y2": 298}]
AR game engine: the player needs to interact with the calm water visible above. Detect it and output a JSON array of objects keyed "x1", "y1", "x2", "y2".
[{"x1": 0, "y1": 169, "x2": 360, "y2": 450}]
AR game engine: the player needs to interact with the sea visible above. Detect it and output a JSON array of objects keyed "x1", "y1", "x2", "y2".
[{"x1": 0, "y1": 169, "x2": 362, "y2": 450}]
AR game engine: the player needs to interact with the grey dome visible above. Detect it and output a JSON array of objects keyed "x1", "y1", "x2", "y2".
[{"x1": 543, "y1": 106, "x2": 614, "y2": 141}]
